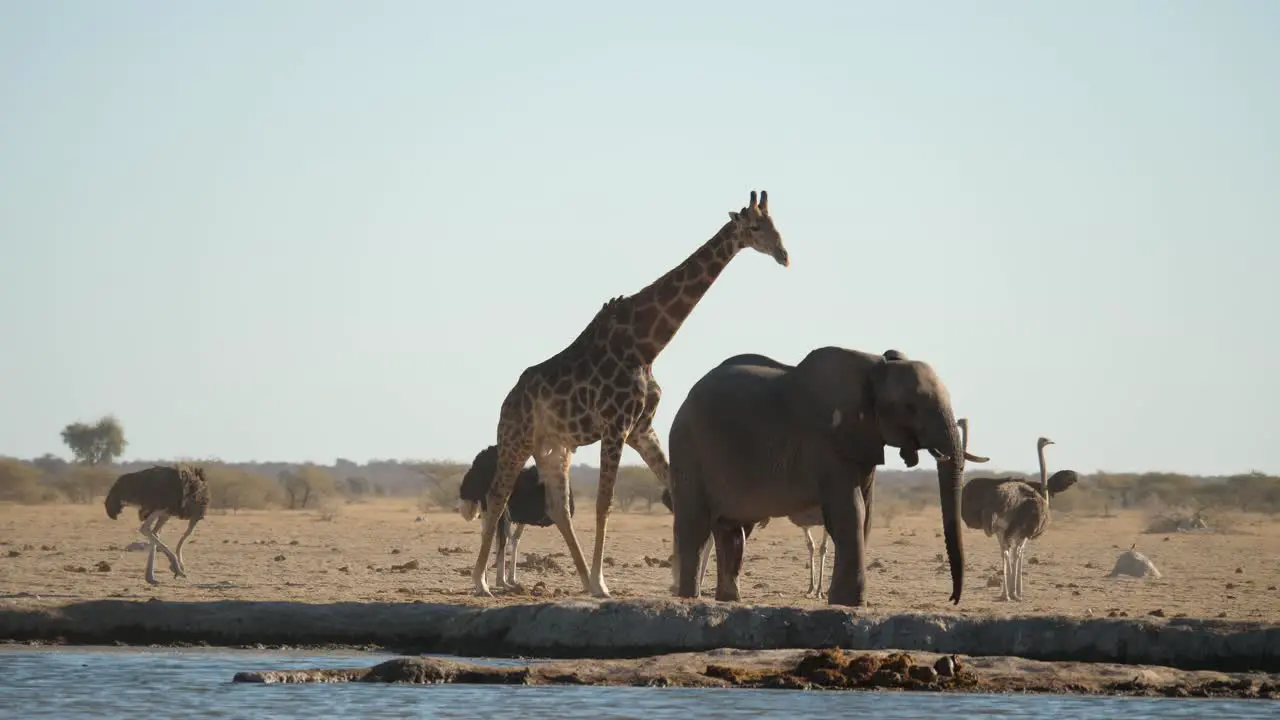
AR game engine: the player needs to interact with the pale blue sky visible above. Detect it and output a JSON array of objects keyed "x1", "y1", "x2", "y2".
[{"x1": 1, "y1": 1, "x2": 1276, "y2": 475}]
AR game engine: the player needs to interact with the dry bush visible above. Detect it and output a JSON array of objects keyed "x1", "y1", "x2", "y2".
[
  {"x1": 50, "y1": 466, "x2": 116, "y2": 504},
  {"x1": 204, "y1": 465, "x2": 284, "y2": 512},
  {"x1": 0, "y1": 458, "x2": 55, "y2": 504}
]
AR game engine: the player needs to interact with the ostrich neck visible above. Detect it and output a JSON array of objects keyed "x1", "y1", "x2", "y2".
[{"x1": 1037, "y1": 444, "x2": 1050, "y2": 504}]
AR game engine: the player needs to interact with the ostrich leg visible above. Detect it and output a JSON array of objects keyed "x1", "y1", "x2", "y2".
[
  {"x1": 172, "y1": 517, "x2": 200, "y2": 576},
  {"x1": 506, "y1": 523, "x2": 526, "y2": 586},
  {"x1": 803, "y1": 527, "x2": 820, "y2": 598},
  {"x1": 139, "y1": 513, "x2": 182, "y2": 584}
]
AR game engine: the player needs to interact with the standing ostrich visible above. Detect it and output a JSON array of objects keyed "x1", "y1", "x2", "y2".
[
  {"x1": 458, "y1": 445, "x2": 575, "y2": 590},
  {"x1": 765, "y1": 507, "x2": 831, "y2": 598},
  {"x1": 104, "y1": 464, "x2": 210, "y2": 585},
  {"x1": 957, "y1": 419, "x2": 1078, "y2": 601}
]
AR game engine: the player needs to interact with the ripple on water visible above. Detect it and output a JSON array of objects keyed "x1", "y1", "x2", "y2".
[{"x1": 0, "y1": 647, "x2": 1273, "y2": 720}]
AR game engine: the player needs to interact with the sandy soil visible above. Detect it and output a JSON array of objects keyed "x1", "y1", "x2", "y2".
[{"x1": 1, "y1": 500, "x2": 1277, "y2": 620}]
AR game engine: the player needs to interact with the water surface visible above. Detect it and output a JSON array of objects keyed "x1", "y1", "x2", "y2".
[{"x1": 0, "y1": 646, "x2": 1272, "y2": 719}]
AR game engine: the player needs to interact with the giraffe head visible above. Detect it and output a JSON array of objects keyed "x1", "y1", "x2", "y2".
[{"x1": 726, "y1": 189, "x2": 789, "y2": 267}]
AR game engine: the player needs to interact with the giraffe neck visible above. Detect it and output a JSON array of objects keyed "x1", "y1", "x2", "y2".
[{"x1": 626, "y1": 224, "x2": 740, "y2": 365}]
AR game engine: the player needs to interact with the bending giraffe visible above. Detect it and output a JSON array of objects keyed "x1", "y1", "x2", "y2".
[{"x1": 472, "y1": 190, "x2": 790, "y2": 598}]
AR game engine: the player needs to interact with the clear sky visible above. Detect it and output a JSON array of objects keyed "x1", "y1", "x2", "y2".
[{"x1": 1, "y1": 1, "x2": 1276, "y2": 476}]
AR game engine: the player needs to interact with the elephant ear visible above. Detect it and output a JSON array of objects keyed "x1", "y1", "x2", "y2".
[{"x1": 783, "y1": 349, "x2": 886, "y2": 466}]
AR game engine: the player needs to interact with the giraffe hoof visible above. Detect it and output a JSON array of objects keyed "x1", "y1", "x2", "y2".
[{"x1": 145, "y1": 576, "x2": 160, "y2": 586}]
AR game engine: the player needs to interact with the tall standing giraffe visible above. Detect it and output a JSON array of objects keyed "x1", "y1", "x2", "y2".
[{"x1": 473, "y1": 190, "x2": 790, "y2": 598}]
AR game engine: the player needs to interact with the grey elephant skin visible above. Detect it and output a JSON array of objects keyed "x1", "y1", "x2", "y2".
[{"x1": 667, "y1": 348, "x2": 982, "y2": 607}]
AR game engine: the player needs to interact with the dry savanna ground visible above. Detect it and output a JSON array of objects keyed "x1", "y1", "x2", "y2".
[{"x1": 1, "y1": 499, "x2": 1278, "y2": 621}]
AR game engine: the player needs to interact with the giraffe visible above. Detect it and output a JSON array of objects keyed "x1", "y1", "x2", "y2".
[{"x1": 472, "y1": 189, "x2": 790, "y2": 598}]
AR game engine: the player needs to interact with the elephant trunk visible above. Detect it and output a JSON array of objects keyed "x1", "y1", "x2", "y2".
[{"x1": 926, "y1": 411, "x2": 966, "y2": 605}]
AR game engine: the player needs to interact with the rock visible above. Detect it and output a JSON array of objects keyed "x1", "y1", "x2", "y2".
[
  {"x1": 6, "y1": 551, "x2": 19, "y2": 558},
  {"x1": 273, "y1": 555, "x2": 286, "y2": 562},
  {"x1": 935, "y1": 655, "x2": 960, "y2": 677},
  {"x1": 94, "y1": 561, "x2": 111, "y2": 573},
  {"x1": 908, "y1": 665, "x2": 939, "y2": 683},
  {"x1": 3, "y1": 599, "x2": 1280, "y2": 673},
  {"x1": 1109, "y1": 550, "x2": 1162, "y2": 579}
]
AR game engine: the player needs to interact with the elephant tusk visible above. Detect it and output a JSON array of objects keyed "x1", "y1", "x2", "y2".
[
  {"x1": 964, "y1": 451, "x2": 991, "y2": 463},
  {"x1": 928, "y1": 449, "x2": 952, "y2": 462}
]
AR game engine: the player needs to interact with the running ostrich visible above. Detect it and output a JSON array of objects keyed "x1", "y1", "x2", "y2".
[
  {"x1": 458, "y1": 445, "x2": 575, "y2": 590},
  {"x1": 104, "y1": 464, "x2": 210, "y2": 585},
  {"x1": 957, "y1": 419, "x2": 1079, "y2": 601}
]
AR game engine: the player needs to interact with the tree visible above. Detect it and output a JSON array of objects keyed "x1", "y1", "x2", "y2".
[
  {"x1": 277, "y1": 465, "x2": 338, "y2": 509},
  {"x1": 60, "y1": 415, "x2": 127, "y2": 466},
  {"x1": 614, "y1": 465, "x2": 664, "y2": 512}
]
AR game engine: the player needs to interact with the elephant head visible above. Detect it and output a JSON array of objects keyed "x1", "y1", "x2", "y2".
[{"x1": 783, "y1": 347, "x2": 989, "y2": 604}]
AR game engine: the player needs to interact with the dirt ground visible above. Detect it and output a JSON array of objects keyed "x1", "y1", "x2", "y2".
[{"x1": 1, "y1": 500, "x2": 1277, "y2": 620}]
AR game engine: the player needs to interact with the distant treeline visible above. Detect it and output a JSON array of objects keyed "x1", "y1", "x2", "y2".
[{"x1": 2, "y1": 453, "x2": 1278, "y2": 517}]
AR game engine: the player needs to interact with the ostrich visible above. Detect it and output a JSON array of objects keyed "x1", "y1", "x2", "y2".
[
  {"x1": 957, "y1": 418, "x2": 1079, "y2": 601},
  {"x1": 765, "y1": 507, "x2": 831, "y2": 598},
  {"x1": 104, "y1": 464, "x2": 210, "y2": 585},
  {"x1": 458, "y1": 445, "x2": 575, "y2": 589}
]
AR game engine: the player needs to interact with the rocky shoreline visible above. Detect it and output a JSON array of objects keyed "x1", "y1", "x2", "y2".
[
  {"x1": 231, "y1": 649, "x2": 1280, "y2": 699},
  {"x1": 2, "y1": 597, "x2": 1277, "y2": 673}
]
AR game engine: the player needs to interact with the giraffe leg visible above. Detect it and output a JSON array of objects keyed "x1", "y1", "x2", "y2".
[
  {"x1": 171, "y1": 518, "x2": 199, "y2": 578},
  {"x1": 541, "y1": 446, "x2": 593, "y2": 594},
  {"x1": 625, "y1": 428, "x2": 671, "y2": 489},
  {"x1": 472, "y1": 435, "x2": 533, "y2": 597},
  {"x1": 802, "y1": 527, "x2": 819, "y2": 598},
  {"x1": 589, "y1": 432, "x2": 627, "y2": 598},
  {"x1": 493, "y1": 510, "x2": 512, "y2": 590}
]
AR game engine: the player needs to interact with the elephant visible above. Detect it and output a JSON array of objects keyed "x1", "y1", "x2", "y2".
[{"x1": 666, "y1": 347, "x2": 989, "y2": 606}]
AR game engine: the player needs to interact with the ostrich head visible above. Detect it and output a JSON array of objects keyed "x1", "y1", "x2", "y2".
[{"x1": 1037, "y1": 436, "x2": 1055, "y2": 449}]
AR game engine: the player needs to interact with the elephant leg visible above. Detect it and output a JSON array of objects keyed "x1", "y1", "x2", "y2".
[
  {"x1": 673, "y1": 502, "x2": 711, "y2": 599},
  {"x1": 822, "y1": 467, "x2": 871, "y2": 607},
  {"x1": 861, "y1": 480, "x2": 874, "y2": 546},
  {"x1": 712, "y1": 522, "x2": 745, "y2": 602},
  {"x1": 802, "y1": 527, "x2": 819, "y2": 598}
]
